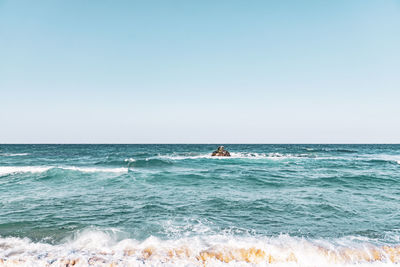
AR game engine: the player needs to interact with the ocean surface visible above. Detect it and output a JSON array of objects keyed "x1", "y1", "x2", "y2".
[{"x1": 1, "y1": 144, "x2": 400, "y2": 266}]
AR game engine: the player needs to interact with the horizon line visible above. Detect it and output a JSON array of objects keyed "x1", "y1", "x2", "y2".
[{"x1": 1, "y1": 143, "x2": 399, "y2": 145}]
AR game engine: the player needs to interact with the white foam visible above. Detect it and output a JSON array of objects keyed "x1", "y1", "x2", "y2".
[
  {"x1": 0, "y1": 166, "x2": 128, "y2": 176},
  {"x1": 0, "y1": 153, "x2": 30, "y2": 156},
  {"x1": 0, "y1": 232, "x2": 399, "y2": 266},
  {"x1": 154, "y1": 152, "x2": 308, "y2": 161},
  {"x1": 124, "y1": 158, "x2": 136, "y2": 162},
  {"x1": 0, "y1": 166, "x2": 51, "y2": 176}
]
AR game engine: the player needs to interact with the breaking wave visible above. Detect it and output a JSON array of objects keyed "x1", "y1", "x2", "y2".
[
  {"x1": 0, "y1": 153, "x2": 30, "y2": 157},
  {"x1": 0, "y1": 166, "x2": 128, "y2": 176},
  {"x1": 1, "y1": 154, "x2": 398, "y2": 177},
  {"x1": 154, "y1": 152, "x2": 311, "y2": 160},
  {"x1": 0, "y1": 166, "x2": 51, "y2": 176},
  {"x1": 1, "y1": 231, "x2": 400, "y2": 266}
]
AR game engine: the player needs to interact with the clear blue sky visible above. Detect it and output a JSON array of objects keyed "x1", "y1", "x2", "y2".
[{"x1": 1, "y1": 1, "x2": 399, "y2": 143}]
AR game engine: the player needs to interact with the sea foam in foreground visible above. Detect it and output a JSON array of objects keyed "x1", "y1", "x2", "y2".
[{"x1": 2, "y1": 232, "x2": 400, "y2": 266}]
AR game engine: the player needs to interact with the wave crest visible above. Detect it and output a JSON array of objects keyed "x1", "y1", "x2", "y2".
[
  {"x1": 1, "y1": 232, "x2": 400, "y2": 266},
  {"x1": 0, "y1": 153, "x2": 30, "y2": 157},
  {"x1": 154, "y1": 152, "x2": 310, "y2": 160},
  {"x1": 0, "y1": 166, "x2": 51, "y2": 176},
  {"x1": 0, "y1": 166, "x2": 128, "y2": 176}
]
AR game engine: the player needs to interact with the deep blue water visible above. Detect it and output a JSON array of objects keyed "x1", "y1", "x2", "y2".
[{"x1": 1, "y1": 144, "x2": 400, "y2": 265}]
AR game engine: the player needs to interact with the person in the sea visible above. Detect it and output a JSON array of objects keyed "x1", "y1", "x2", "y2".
[{"x1": 211, "y1": 146, "x2": 231, "y2": 157}]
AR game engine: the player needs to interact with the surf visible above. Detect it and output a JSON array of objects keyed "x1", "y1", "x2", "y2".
[
  {"x1": 0, "y1": 166, "x2": 128, "y2": 176},
  {"x1": 1, "y1": 232, "x2": 400, "y2": 266}
]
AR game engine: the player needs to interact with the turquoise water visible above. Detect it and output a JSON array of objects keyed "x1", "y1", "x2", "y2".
[{"x1": 1, "y1": 144, "x2": 400, "y2": 266}]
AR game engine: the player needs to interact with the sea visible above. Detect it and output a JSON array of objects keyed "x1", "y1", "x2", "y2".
[{"x1": 0, "y1": 144, "x2": 400, "y2": 266}]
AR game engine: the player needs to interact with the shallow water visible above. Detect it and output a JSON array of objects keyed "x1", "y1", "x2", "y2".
[{"x1": 0, "y1": 144, "x2": 400, "y2": 266}]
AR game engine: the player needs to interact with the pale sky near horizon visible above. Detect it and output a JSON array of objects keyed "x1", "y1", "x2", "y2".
[{"x1": 1, "y1": 1, "x2": 399, "y2": 143}]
